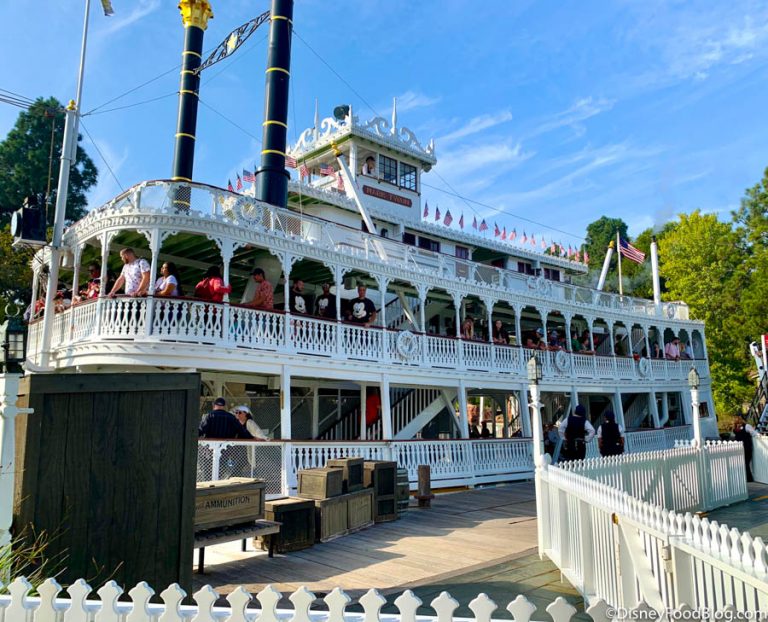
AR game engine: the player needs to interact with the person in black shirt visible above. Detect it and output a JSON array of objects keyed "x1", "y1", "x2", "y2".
[
  {"x1": 347, "y1": 284, "x2": 377, "y2": 327},
  {"x1": 199, "y1": 397, "x2": 252, "y2": 439},
  {"x1": 289, "y1": 279, "x2": 308, "y2": 314},
  {"x1": 492, "y1": 319, "x2": 509, "y2": 344},
  {"x1": 315, "y1": 282, "x2": 337, "y2": 319}
]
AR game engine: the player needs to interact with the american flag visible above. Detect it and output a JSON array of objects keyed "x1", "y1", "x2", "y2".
[
  {"x1": 540, "y1": 237, "x2": 547, "y2": 249},
  {"x1": 559, "y1": 243, "x2": 566, "y2": 257},
  {"x1": 300, "y1": 163, "x2": 310, "y2": 178},
  {"x1": 285, "y1": 156, "x2": 297, "y2": 169},
  {"x1": 423, "y1": 201, "x2": 429, "y2": 219},
  {"x1": 510, "y1": 228, "x2": 517, "y2": 242},
  {"x1": 337, "y1": 174, "x2": 345, "y2": 191},
  {"x1": 568, "y1": 245, "x2": 574, "y2": 258},
  {"x1": 227, "y1": 179, "x2": 234, "y2": 192},
  {"x1": 575, "y1": 250, "x2": 581, "y2": 263},
  {"x1": 501, "y1": 226, "x2": 507, "y2": 241},
  {"x1": 236, "y1": 174, "x2": 243, "y2": 191},
  {"x1": 242, "y1": 169, "x2": 255, "y2": 183},
  {"x1": 479, "y1": 219, "x2": 488, "y2": 232},
  {"x1": 444, "y1": 210, "x2": 453, "y2": 227},
  {"x1": 522, "y1": 232, "x2": 527, "y2": 244},
  {"x1": 530, "y1": 234, "x2": 536, "y2": 246},
  {"x1": 459, "y1": 213, "x2": 464, "y2": 229},
  {"x1": 472, "y1": 216, "x2": 478, "y2": 230},
  {"x1": 584, "y1": 250, "x2": 590, "y2": 264},
  {"x1": 435, "y1": 206, "x2": 441, "y2": 222},
  {"x1": 494, "y1": 223, "x2": 500, "y2": 237},
  {"x1": 619, "y1": 238, "x2": 646, "y2": 264},
  {"x1": 550, "y1": 242, "x2": 557, "y2": 254},
  {"x1": 320, "y1": 164, "x2": 335, "y2": 176}
]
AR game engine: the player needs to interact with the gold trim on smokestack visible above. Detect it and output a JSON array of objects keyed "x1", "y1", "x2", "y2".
[{"x1": 178, "y1": 0, "x2": 213, "y2": 30}]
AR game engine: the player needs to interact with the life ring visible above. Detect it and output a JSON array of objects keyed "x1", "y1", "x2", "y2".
[
  {"x1": 554, "y1": 349, "x2": 570, "y2": 372},
  {"x1": 638, "y1": 358, "x2": 650, "y2": 377},
  {"x1": 396, "y1": 330, "x2": 419, "y2": 361}
]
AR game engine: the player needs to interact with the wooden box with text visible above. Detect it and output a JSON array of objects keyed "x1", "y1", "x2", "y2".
[{"x1": 195, "y1": 477, "x2": 265, "y2": 531}]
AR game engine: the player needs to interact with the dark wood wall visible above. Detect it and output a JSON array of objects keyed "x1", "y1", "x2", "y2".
[{"x1": 14, "y1": 373, "x2": 200, "y2": 591}]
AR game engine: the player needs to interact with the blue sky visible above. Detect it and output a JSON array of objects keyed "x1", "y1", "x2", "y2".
[{"x1": 2, "y1": 0, "x2": 768, "y2": 249}]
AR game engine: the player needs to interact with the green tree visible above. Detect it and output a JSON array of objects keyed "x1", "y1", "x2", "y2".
[
  {"x1": 0, "y1": 226, "x2": 33, "y2": 322},
  {"x1": 659, "y1": 211, "x2": 752, "y2": 416},
  {"x1": 584, "y1": 216, "x2": 628, "y2": 274},
  {"x1": 0, "y1": 97, "x2": 98, "y2": 226}
]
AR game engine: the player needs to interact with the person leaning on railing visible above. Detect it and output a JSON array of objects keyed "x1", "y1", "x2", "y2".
[
  {"x1": 193, "y1": 266, "x2": 232, "y2": 302},
  {"x1": 108, "y1": 248, "x2": 150, "y2": 297}
]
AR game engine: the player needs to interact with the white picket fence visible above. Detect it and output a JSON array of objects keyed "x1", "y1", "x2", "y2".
[
  {"x1": 754, "y1": 435, "x2": 768, "y2": 484},
  {"x1": 557, "y1": 441, "x2": 748, "y2": 512},
  {"x1": 537, "y1": 441, "x2": 766, "y2": 612}
]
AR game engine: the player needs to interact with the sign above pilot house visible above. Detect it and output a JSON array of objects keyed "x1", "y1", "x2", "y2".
[{"x1": 362, "y1": 185, "x2": 413, "y2": 208}]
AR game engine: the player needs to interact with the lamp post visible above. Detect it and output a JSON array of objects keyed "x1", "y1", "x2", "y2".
[
  {"x1": 688, "y1": 366, "x2": 701, "y2": 446},
  {"x1": 1, "y1": 306, "x2": 26, "y2": 374},
  {"x1": 527, "y1": 355, "x2": 543, "y2": 463}
]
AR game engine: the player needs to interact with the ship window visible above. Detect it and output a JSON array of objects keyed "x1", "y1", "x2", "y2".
[
  {"x1": 379, "y1": 155, "x2": 398, "y2": 184},
  {"x1": 403, "y1": 232, "x2": 416, "y2": 246},
  {"x1": 543, "y1": 268, "x2": 560, "y2": 281},
  {"x1": 400, "y1": 163, "x2": 417, "y2": 191},
  {"x1": 517, "y1": 261, "x2": 535, "y2": 275},
  {"x1": 455, "y1": 245, "x2": 469, "y2": 259},
  {"x1": 418, "y1": 236, "x2": 440, "y2": 253}
]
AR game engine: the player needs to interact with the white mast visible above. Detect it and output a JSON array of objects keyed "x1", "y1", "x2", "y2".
[
  {"x1": 596, "y1": 241, "x2": 614, "y2": 291},
  {"x1": 616, "y1": 231, "x2": 623, "y2": 297},
  {"x1": 650, "y1": 235, "x2": 661, "y2": 308}
]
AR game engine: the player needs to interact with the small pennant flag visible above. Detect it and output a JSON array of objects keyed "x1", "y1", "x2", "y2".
[
  {"x1": 472, "y1": 216, "x2": 478, "y2": 230},
  {"x1": 101, "y1": 0, "x2": 115, "y2": 16},
  {"x1": 227, "y1": 179, "x2": 234, "y2": 192},
  {"x1": 423, "y1": 201, "x2": 429, "y2": 218},
  {"x1": 285, "y1": 156, "x2": 297, "y2": 169},
  {"x1": 236, "y1": 174, "x2": 243, "y2": 191},
  {"x1": 300, "y1": 163, "x2": 309, "y2": 178},
  {"x1": 501, "y1": 226, "x2": 507, "y2": 241},
  {"x1": 320, "y1": 164, "x2": 335, "y2": 176},
  {"x1": 459, "y1": 213, "x2": 464, "y2": 229},
  {"x1": 560, "y1": 243, "x2": 566, "y2": 257},
  {"x1": 444, "y1": 210, "x2": 453, "y2": 226},
  {"x1": 243, "y1": 169, "x2": 255, "y2": 183},
  {"x1": 435, "y1": 206, "x2": 441, "y2": 221},
  {"x1": 479, "y1": 219, "x2": 488, "y2": 232},
  {"x1": 510, "y1": 228, "x2": 517, "y2": 242}
]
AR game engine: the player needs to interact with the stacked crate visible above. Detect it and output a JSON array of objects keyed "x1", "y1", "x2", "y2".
[{"x1": 364, "y1": 461, "x2": 398, "y2": 522}]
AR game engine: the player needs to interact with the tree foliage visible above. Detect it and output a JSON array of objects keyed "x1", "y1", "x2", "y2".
[
  {"x1": 0, "y1": 97, "x2": 98, "y2": 226},
  {"x1": 0, "y1": 226, "x2": 33, "y2": 323}
]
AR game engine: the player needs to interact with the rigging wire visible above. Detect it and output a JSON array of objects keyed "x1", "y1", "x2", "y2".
[
  {"x1": 198, "y1": 98, "x2": 261, "y2": 142},
  {"x1": 84, "y1": 91, "x2": 178, "y2": 116},
  {"x1": 79, "y1": 119, "x2": 125, "y2": 193},
  {"x1": 84, "y1": 64, "x2": 181, "y2": 116}
]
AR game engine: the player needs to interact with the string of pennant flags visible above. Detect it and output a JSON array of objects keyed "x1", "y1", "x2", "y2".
[{"x1": 227, "y1": 165, "x2": 587, "y2": 264}]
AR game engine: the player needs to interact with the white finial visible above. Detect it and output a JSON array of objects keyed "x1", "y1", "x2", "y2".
[
  {"x1": 391, "y1": 97, "x2": 397, "y2": 135},
  {"x1": 314, "y1": 98, "x2": 319, "y2": 141},
  {"x1": 348, "y1": 103, "x2": 354, "y2": 127}
]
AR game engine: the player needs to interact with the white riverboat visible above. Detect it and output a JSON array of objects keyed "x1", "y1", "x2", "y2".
[{"x1": 22, "y1": 102, "x2": 716, "y2": 490}]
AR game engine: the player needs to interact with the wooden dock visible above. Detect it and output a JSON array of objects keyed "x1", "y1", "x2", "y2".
[{"x1": 194, "y1": 481, "x2": 547, "y2": 596}]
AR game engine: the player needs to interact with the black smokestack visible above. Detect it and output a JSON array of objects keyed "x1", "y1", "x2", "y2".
[{"x1": 254, "y1": 0, "x2": 294, "y2": 208}]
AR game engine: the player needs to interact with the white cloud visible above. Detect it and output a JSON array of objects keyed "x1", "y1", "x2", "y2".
[
  {"x1": 96, "y1": 0, "x2": 160, "y2": 37},
  {"x1": 85, "y1": 139, "x2": 129, "y2": 210},
  {"x1": 527, "y1": 97, "x2": 615, "y2": 139},
  {"x1": 438, "y1": 110, "x2": 514, "y2": 143},
  {"x1": 393, "y1": 90, "x2": 441, "y2": 113}
]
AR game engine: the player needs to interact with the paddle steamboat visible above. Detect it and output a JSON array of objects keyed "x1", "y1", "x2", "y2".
[{"x1": 21, "y1": 0, "x2": 716, "y2": 491}]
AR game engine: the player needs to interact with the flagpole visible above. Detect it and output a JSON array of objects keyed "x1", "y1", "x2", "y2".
[{"x1": 616, "y1": 230, "x2": 623, "y2": 297}]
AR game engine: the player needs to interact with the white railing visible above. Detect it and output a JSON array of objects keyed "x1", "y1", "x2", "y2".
[
  {"x1": 584, "y1": 425, "x2": 693, "y2": 459},
  {"x1": 392, "y1": 388, "x2": 442, "y2": 434},
  {"x1": 198, "y1": 439, "x2": 535, "y2": 493},
  {"x1": 558, "y1": 441, "x2": 747, "y2": 512},
  {"x1": 0, "y1": 576, "x2": 622, "y2": 622},
  {"x1": 538, "y1": 445, "x2": 761, "y2": 613},
  {"x1": 69, "y1": 180, "x2": 694, "y2": 323},
  {"x1": 29, "y1": 298, "x2": 711, "y2": 386}
]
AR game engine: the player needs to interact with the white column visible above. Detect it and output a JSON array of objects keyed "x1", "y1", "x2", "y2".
[
  {"x1": 359, "y1": 383, "x2": 367, "y2": 440},
  {"x1": 613, "y1": 389, "x2": 626, "y2": 429},
  {"x1": 661, "y1": 392, "x2": 670, "y2": 426},
  {"x1": 565, "y1": 316, "x2": 572, "y2": 351},
  {"x1": 417, "y1": 285, "x2": 428, "y2": 334},
  {"x1": 334, "y1": 265, "x2": 343, "y2": 322},
  {"x1": 220, "y1": 238, "x2": 235, "y2": 303},
  {"x1": 607, "y1": 321, "x2": 615, "y2": 355},
  {"x1": 457, "y1": 379, "x2": 470, "y2": 438},
  {"x1": 514, "y1": 306, "x2": 522, "y2": 346},
  {"x1": 67, "y1": 244, "x2": 83, "y2": 339},
  {"x1": 519, "y1": 388, "x2": 532, "y2": 436},
  {"x1": 485, "y1": 300, "x2": 493, "y2": 344},
  {"x1": 651, "y1": 236, "x2": 661, "y2": 309},
  {"x1": 529, "y1": 383, "x2": 544, "y2": 462},
  {"x1": 690, "y1": 387, "x2": 702, "y2": 446},
  {"x1": 280, "y1": 366, "x2": 292, "y2": 440},
  {"x1": 649, "y1": 390, "x2": 661, "y2": 428},
  {"x1": 453, "y1": 295, "x2": 462, "y2": 338},
  {"x1": 145, "y1": 229, "x2": 161, "y2": 336},
  {"x1": 381, "y1": 375, "x2": 393, "y2": 440},
  {"x1": 99, "y1": 231, "x2": 111, "y2": 297},
  {"x1": 311, "y1": 385, "x2": 320, "y2": 439},
  {"x1": 0, "y1": 374, "x2": 32, "y2": 546}
]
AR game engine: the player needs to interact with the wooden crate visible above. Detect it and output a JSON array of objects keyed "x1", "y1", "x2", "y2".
[
  {"x1": 347, "y1": 488, "x2": 374, "y2": 531},
  {"x1": 263, "y1": 497, "x2": 315, "y2": 552},
  {"x1": 396, "y1": 468, "x2": 410, "y2": 515},
  {"x1": 364, "y1": 461, "x2": 397, "y2": 522},
  {"x1": 297, "y1": 467, "x2": 343, "y2": 500},
  {"x1": 326, "y1": 457, "x2": 364, "y2": 493},
  {"x1": 195, "y1": 478, "x2": 265, "y2": 531},
  {"x1": 314, "y1": 495, "x2": 348, "y2": 542}
]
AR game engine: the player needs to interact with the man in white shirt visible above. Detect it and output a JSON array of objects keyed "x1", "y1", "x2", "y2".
[
  {"x1": 109, "y1": 248, "x2": 150, "y2": 296},
  {"x1": 361, "y1": 156, "x2": 376, "y2": 176}
]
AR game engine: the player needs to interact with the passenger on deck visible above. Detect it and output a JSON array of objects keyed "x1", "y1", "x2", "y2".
[
  {"x1": 558, "y1": 404, "x2": 595, "y2": 461},
  {"x1": 597, "y1": 411, "x2": 625, "y2": 457},
  {"x1": 199, "y1": 397, "x2": 252, "y2": 439},
  {"x1": 315, "y1": 282, "x2": 337, "y2": 319},
  {"x1": 570, "y1": 330, "x2": 582, "y2": 352},
  {"x1": 461, "y1": 317, "x2": 475, "y2": 340},
  {"x1": 361, "y1": 156, "x2": 376, "y2": 176},
  {"x1": 154, "y1": 262, "x2": 182, "y2": 297},
  {"x1": 248, "y1": 268, "x2": 274, "y2": 310},
  {"x1": 469, "y1": 423, "x2": 481, "y2": 439},
  {"x1": 681, "y1": 340, "x2": 694, "y2": 360},
  {"x1": 347, "y1": 284, "x2": 377, "y2": 327},
  {"x1": 580, "y1": 331, "x2": 595, "y2": 355},
  {"x1": 664, "y1": 337, "x2": 681, "y2": 361},
  {"x1": 548, "y1": 330, "x2": 563, "y2": 351},
  {"x1": 526, "y1": 327, "x2": 547, "y2": 350},
  {"x1": 233, "y1": 404, "x2": 269, "y2": 441},
  {"x1": 492, "y1": 319, "x2": 509, "y2": 344},
  {"x1": 480, "y1": 421, "x2": 492, "y2": 438},
  {"x1": 109, "y1": 248, "x2": 150, "y2": 297},
  {"x1": 652, "y1": 342, "x2": 663, "y2": 359},
  {"x1": 733, "y1": 417, "x2": 754, "y2": 482},
  {"x1": 77, "y1": 263, "x2": 103, "y2": 301},
  {"x1": 194, "y1": 266, "x2": 232, "y2": 302},
  {"x1": 545, "y1": 424, "x2": 559, "y2": 456},
  {"x1": 289, "y1": 279, "x2": 308, "y2": 314}
]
